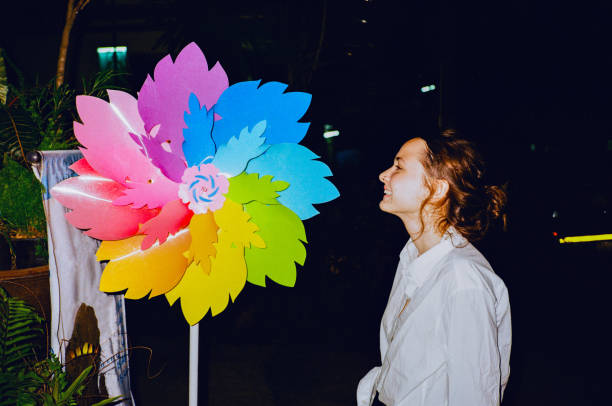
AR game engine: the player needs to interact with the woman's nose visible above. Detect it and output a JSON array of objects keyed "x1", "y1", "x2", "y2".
[{"x1": 379, "y1": 169, "x2": 388, "y2": 183}]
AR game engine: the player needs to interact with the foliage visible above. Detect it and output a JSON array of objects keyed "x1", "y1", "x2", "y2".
[
  {"x1": 0, "y1": 287, "x2": 121, "y2": 406},
  {"x1": 0, "y1": 155, "x2": 46, "y2": 238},
  {"x1": 0, "y1": 286, "x2": 43, "y2": 371},
  {"x1": 0, "y1": 48, "x2": 124, "y2": 253},
  {"x1": 0, "y1": 285, "x2": 44, "y2": 404},
  {"x1": 0, "y1": 64, "x2": 123, "y2": 164}
]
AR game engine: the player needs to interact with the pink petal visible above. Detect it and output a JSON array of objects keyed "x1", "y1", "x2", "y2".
[
  {"x1": 69, "y1": 158, "x2": 96, "y2": 175},
  {"x1": 74, "y1": 93, "x2": 180, "y2": 208},
  {"x1": 138, "y1": 199, "x2": 194, "y2": 250},
  {"x1": 112, "y1": 179, "x2": 180, "y2": 210},
  {"x1": 50, "y1": 171, "x2": 160, "y2": 241},
  {"x1": 137, "y1": 42, "x2": 229, "y2": 152}
]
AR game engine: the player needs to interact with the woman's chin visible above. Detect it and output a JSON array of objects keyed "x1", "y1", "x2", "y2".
[{"x1": 379, "y1": 199, "x2": 391, "y2": 213}]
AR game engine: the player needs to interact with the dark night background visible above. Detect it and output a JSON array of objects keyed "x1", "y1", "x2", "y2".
[{"x1": 2, "y1": 0, "x2": 611, "y2": 405}]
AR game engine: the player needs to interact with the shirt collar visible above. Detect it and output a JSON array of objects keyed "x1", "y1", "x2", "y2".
[{"x1": 400, "y1": 227, "x2": 466, "y2": 287}]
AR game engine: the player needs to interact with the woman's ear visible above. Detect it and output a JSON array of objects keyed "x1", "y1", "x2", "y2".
[{"x1": 432, "y1": 179, "x2": 449, "y2": 202}]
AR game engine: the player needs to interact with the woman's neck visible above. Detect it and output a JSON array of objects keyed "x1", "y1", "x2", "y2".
[{"x1": 401, "y1": 215, "x2": 444, "y2": 256}]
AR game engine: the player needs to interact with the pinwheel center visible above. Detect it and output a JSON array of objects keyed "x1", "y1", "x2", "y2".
[{"x1": 178, "y1": 163, "x2": 230, "y2": 215}]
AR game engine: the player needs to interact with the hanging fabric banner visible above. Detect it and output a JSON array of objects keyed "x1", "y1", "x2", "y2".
[{"x1": 33, "y1": 150, "x2": 133, "y2": 404}]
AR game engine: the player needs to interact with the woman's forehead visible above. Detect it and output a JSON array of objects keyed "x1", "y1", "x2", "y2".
[{"x1": 397, "y1": 138, "x2": 427, "y2": 160}]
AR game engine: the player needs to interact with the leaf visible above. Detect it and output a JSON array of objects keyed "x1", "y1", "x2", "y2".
[
  {"x1": 91, "y1": 396, "x2": 123, "y2": 406},
  {"x1": 182, "y1": 93, "x2": 216, "y2": 167},
  {"x1": 212, "y1": 80, "x2": 311, "y2": 147},
  {"x1": 138, "y1": 42, "x2": 228, "y2": 154},
  {"x1": 97, "y1": 229, "x2": 191, "y2": 299},
  {"x1": 0, "y1": 287, "x2": 43, "y2": 373},
  {"x1": 186, "y1": 212, "x2": 218, "y2": 267},
  {"x1": 74, "y1": 91, "x2": 180, "y2": 209},
  {"x1": 244, "y1": 202, "x2": 306, "y2": 287},
  {"x1": 112, "y1": 179, "x2": 180, "y2": 210},
  {"x1": 165, "y1": 199, "x2": 263, "y2": 323},
  {"x1": 245, "y1": 143, "x2": 339, "y2": 219},
  {"x1": 165, "y1": 239, "x2": 246, "y2": 324},
  {"x1": 213, "y1": 199, "x2": 265, "y2": 249},
  {"x1": 138, "y1": 199, "x2": 193, "y2": 250},
  {"x1": 60, "y1": 366, "x2": 92, "y2": 402},
  {"x1": 212, "y1": 120, "x2": 269, "y2": 176},
  {"x1": 50, "y1": 164, "x2": 159, "y2": 241},
  {"x1": 130, "y1": 127, "x2": 187, "y2": 183},
  {"x1": 225, "y1": 172, "x2": 289, "y2": 205}
]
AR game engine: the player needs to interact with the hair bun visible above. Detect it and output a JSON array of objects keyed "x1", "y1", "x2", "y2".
[{"x1": 485, "y1": 185, "x2": 507, "y2": 221}]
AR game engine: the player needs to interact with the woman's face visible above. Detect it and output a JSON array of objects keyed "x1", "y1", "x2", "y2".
[{"x1": 378, "y1": 138, "x2": 430, "y2": 220}]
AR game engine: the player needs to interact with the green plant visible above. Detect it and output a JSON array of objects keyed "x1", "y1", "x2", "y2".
[
  {"x1": 0, "y1": 155, "x2": 46, "y2": 239},
  {"x1": 0, "y1": 285, "x2": 44, "y2": 404},
  {"x1": 0, "y1": 49, "x2": 125, "y2": 266},
  {"x1": 0, "y1": 287, "x2": 121, "y2": 405},
  {"x1": 0, "y1": 61, "x2": 123, "y2": 163}
]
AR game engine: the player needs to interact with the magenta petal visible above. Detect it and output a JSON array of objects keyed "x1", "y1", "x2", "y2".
[
  {"x1": 137, "y1": 42, "x2": 229, "y2": 154},
  {"x1": 137, "y1": 132, "x2": 187, "y2": 183},
  {"x1": 50, "y1": 171, "x2": 159, "y2": 241}
]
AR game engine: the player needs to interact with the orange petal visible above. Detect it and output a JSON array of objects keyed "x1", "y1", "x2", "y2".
[{"x1": 97, "y1": 229, "x2": 191, "y2": 299}]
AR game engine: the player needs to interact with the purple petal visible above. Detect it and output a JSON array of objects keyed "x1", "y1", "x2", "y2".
[{"x1": 137, "y1": 42, "x2": 229, "y2": 161}]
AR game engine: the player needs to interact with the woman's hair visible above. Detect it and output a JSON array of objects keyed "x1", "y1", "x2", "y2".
[{"x1": 419, "y1": 130, "x2": 507, "y2": 242}]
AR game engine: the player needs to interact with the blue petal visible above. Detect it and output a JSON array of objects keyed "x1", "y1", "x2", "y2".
[
  {"x1": 245, "y1": 144, "x2": 339, "y2": 219},
  {"x1": 182, "y1": 93, "x2": 216, "y2": 167},
  {"x1": 212, "y1": 120, "x2": 269, "y2": 177},
  {"x1": 212, "y1": 81, "x2": 311, "y2": 148}
]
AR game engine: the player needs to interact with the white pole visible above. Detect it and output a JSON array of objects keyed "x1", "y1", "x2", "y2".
[{"x1": 189, "y1": 323, "x2": 199, "y2": 406}]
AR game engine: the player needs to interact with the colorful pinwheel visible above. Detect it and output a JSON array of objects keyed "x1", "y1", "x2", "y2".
[{"x1": 51, "y1": 43, "x2": 339, "y2": 325}]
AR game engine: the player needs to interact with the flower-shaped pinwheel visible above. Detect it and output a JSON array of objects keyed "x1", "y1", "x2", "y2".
[{"x1": 50, "y1": 43, "x2": 339, "y2": 325}]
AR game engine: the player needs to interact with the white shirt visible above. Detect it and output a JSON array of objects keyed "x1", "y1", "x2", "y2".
[{"x1": 357, "y1": 230, "x2": 511, "y2": 406}]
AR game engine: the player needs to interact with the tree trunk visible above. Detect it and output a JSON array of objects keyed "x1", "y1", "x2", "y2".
[
  {"x1": 56, "y1": 0, "x2": 76, "y2": 88},
  {"x1": 56, "y1": 0, "x2": 91, "y2": 88}
]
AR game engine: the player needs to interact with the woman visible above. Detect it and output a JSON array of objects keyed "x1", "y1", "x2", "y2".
[{"x1": 357, "y1": 133, "x2": 511, "y2": 406}]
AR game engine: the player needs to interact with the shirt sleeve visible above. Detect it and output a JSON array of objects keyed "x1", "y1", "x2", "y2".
[
  {"x1": 443, "y1": 288, "x2": 501, "y2": 406},
  {"x1": 356, "y1": 366, "x2": 380, "y2": 406}
]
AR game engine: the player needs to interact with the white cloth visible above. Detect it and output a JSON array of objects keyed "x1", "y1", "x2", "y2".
[
  {"x1": 33, "y1": 150, "x2": 134, "y2": 404},
  {"x1": 357, "y1": 230, "x2": 511, "y2": 406}
]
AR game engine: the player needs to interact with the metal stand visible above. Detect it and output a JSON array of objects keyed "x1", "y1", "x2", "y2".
[{"x1": 189, "y1": 323, "x2": 199, "y2": 406}]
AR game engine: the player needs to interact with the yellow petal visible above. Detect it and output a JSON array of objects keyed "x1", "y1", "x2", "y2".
[
  {"x1": 188, "y1": 212, "x2": 218, "y2": 272},
  {"x1": 213, "y1": 199, "x2": 265, "y2": 249},
  {"x1": 97, "y1": 229, "x2": 192, "y2": 299},
  {"x1": 165, "y1": 235, "x2": 247, "y2": 325}
]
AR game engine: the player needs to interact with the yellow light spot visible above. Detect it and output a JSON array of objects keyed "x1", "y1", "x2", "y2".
[{"x1": 559, "y1": 233, "x2": 612, "y2": 244}]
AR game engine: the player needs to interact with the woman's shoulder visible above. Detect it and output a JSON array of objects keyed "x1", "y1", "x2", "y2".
[{"x1": 437, "y1": 243, "x2": 506, "y2": 298}]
